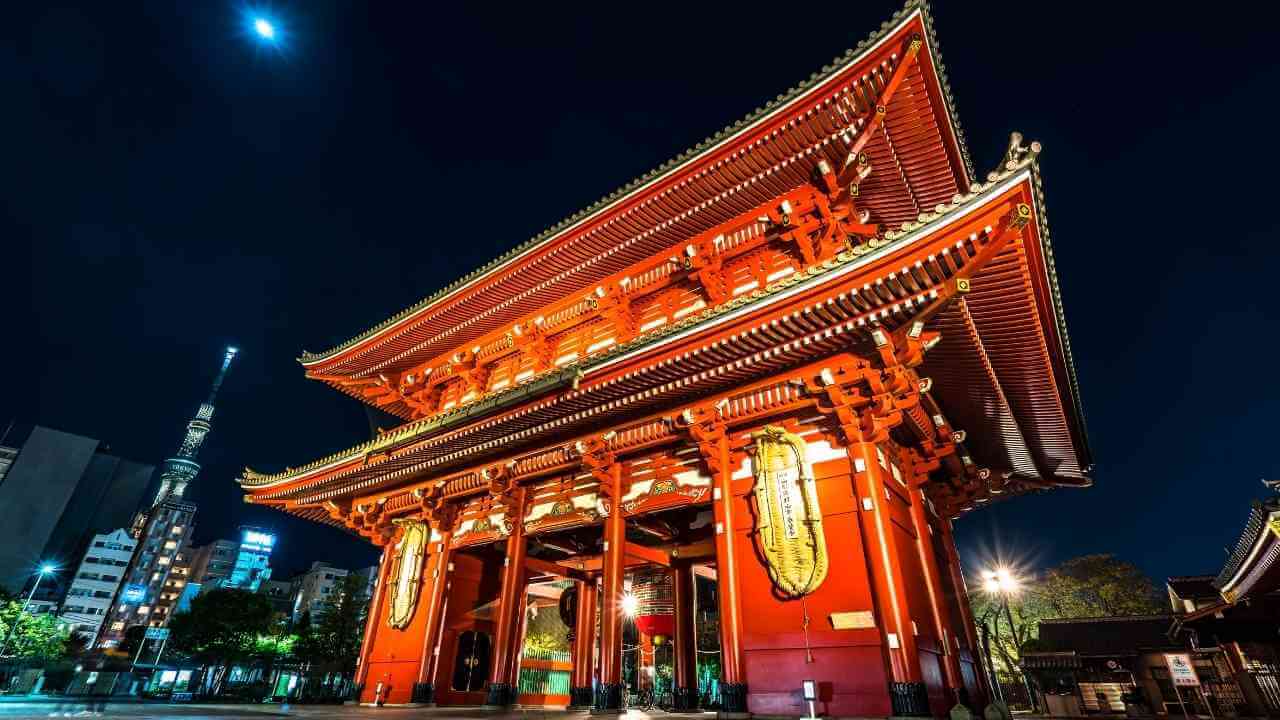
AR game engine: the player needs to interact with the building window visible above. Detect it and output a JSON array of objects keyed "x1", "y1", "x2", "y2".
[
  {"x1": 171, "y1": 526, "x2": 183, "y2": 535},
  {"x1": 156, "y1": 556, "x2": 171, "y2": 566},
  {"x1": 137, "y1": 606, "x2": 150, "y2": 615},
  {"x1": 164, "y1": 540, "x2": 178, "y2": 550},
  {"x1": 110, "y1": 621, "x2": 124, "y2": 631}
]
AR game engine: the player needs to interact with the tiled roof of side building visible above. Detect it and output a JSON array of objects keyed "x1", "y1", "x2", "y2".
[{"x1": 1036, "y1": 615, "x2": 1180, "y2": 656}]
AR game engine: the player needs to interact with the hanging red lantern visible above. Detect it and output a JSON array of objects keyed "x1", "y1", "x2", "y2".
[{"x1": 631, "y1": 568, "x2": 674, "y2": 642}]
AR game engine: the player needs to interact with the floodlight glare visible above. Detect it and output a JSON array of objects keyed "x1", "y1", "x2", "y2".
[
  {"x1": 40, "y1": 564, "x2": 56, "y2": 575},
  {"x1": 620, "y1": 592, "x2": 639, "y2": 617}
]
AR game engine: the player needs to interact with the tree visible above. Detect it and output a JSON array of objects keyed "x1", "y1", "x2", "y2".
[
  {"x1": 970, "y1": 554, "x2": 1163, "y2": 678},
  {"x1": 0, "y1": 600, "x2": 69, "y2": 660},
  {"x1": 295, "y1": 574, "x2": 368, "y2": 676},
  {"x1": 168, "y1": 588, "x2": 274, "y2": 695}
]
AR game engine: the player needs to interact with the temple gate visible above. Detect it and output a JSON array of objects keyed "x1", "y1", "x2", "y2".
[{"x1": 238, "y1": 3, "x2": 1091, "y2": 717}]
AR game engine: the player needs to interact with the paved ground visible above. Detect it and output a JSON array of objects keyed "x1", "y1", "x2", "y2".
[{"x1": 0, "y1": 703, "x2": 686, "y2": 720}]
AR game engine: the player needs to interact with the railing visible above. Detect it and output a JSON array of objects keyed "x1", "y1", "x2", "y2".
[
  {"x1": 1253, "y1": 670, "x2": 1280, "y2": 712},
  {"x1": 517, "y1": 648, "x2": 572, "y2": 704}
]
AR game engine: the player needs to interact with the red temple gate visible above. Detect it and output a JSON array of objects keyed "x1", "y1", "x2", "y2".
[{"x1": 238, "y1": 3, "x2": 1091, "y2": 717}]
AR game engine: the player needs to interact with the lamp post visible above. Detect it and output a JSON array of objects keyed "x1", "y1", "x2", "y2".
[
  {"x1": 0, "y1": 564, "x2": 57, "y2": 658},
  {"x1": 979, "y1": 567, "x2": 1036, "y2": 715}
]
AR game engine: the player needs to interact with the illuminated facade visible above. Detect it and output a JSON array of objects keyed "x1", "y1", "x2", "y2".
[
  {"x1": 239, "y1": 4, "x2": 1091, "y2": 716},
  {"x1": 226, "y1": 526, "x2": 275, "y2": 591}
]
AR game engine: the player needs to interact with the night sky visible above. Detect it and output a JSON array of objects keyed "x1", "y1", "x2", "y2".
[{"x1": 5, "y1": 2, "x2": 1279, "y2": 583}]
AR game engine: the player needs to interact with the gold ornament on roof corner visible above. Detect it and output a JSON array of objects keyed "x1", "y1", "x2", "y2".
[
  {"x1": 386, "y1": 518, "x2": 428, "y2": 630},
  {"x1": 751, "y1": 426, "x2": 829, "y2": 597}
]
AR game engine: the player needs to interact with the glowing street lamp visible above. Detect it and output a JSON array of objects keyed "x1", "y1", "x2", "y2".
[
  {"x1": 0, "y1": 564, "x2": 57, "y2": 657},
  {"x1": 981, "y1": 567, "x2": 1020, "y2": 595},
  {"x1": 978, "y1": 565, "x2": 1033, "y2": 713}
]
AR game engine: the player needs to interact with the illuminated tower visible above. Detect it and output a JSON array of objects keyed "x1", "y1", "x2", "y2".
[{"x1": 149, "y1": 346, "x2": 238, "y2": 506}]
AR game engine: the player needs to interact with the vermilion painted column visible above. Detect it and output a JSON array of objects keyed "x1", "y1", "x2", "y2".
[
  {"x1": 908, "y1": 489, "x2": 963, "y2": 703},
  {"x1": 709, "y1": 433, "x2": 747, "y2": 715},
  {"x1": 356, "y1": 542, "x2": 393, "y2": 700},
  {"x1": 671, "y1": 563, "x2": 698, "y2": 711},
  {"x1": 595, "y1": 464, "x2": 625, "y2": 712},
  {"x1": 413, "y1": 526, "x2": 453, "y2": 705},
  {"x1": 569, "y1": 579, "x2": 598, "y2": 708},
  {"x1": 940, "y1": 517, "x2": 989, "y2": 705},
  {"x1": 485, "y1": 488, "x2": 527, "y2": 708},
  {"x1": 847, "y1": 439, "x2": 927, "y2": 715}
]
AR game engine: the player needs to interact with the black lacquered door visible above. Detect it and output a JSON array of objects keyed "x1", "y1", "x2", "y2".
[{"x1": 450, "y1": 630, "x2": 491, "y2": 692}]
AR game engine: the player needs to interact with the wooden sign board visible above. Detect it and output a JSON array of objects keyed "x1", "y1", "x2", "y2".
[{"x1": 830, "y1": 610, "x2": 876, "y2": 630}]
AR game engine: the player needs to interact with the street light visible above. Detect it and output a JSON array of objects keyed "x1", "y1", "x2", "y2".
[
  {"x1": 979, "y1": 566, "x2": 1034, "y2": 715},
  {"x1": 0, "y1": 564, "x2": 57, "y2": 657}
]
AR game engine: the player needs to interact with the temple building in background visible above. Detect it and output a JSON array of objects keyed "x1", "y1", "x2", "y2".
[
  {"x1": 238, "y1": 3, "x2": 1092, "y2": 716},
  {"x1": 97, "y1": 347, "x2": 238, "y2": 648}
]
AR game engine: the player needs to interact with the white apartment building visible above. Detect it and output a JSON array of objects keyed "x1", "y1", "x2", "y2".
[
  {"x1": 58, "y1": 529, "x2": 136, "y2": 641},
  {"x1": 290, "y1": 562, "x2": 349, "y2": 622}
]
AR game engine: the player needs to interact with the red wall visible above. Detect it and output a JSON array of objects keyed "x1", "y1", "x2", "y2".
[
  {"x1": 736, "y1": 454, "x2": 894, "y2": 718},
  {"x1": 359, "y1": 548, "x2": 436, "y2": 704}
]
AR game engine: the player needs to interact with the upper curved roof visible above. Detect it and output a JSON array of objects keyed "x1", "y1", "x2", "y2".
[{"x1": 300, "y1": 1, "x2": 971, "y2": 392}]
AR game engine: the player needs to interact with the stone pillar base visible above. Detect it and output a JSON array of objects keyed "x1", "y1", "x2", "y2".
[
  {"x1": 719, "y1": 682, "x2": 749, "y2": 714},
  {"x1": 592, "y1": 682, "x2": 623, "y2": 713},
  {"x1": 890, "y1": 681, "x2": 931, "y2": 717},
  {"x1": 484, "y1": 682, "x2": 517, "y2": 708},
  {"x1": 411, "y1": 682, "x2": 436, "y2": 705}
]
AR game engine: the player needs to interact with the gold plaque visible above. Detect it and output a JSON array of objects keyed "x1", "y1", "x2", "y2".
[
  {"x1": 751, "y1": 426, "x2": 829, "y2": 597},
  {"x1": 830, "y1": 610, "x2": 876, "y2": 630},
  {"x1": 386, "y1": 519, "x2": 428, "y2": 630}
]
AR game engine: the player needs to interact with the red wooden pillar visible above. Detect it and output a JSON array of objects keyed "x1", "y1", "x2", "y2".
[
  {"x1": 908, "y1": 488, "x2": 963, "y2": 704},
  {"x1": 671, "y1": 562, "x2": 698, "y2": 711},
  {"x1": 413, "y1": 526, "x2": 454, "y2": 705},
  {"x1": 486, "y1": 487, "x2": 528, "y2": 708},
  {"x1": 595, "y1": 463, "x2": 626, "y2": 712},
  {"x1": 847, "y1": 438, "x2": 927, "y2": 714},
  {"x1": 708, "y1": 432, "x2": 748, "y2": 714},
  {"x1": 569, "y1": 578, "x2": 598, "y2": 708},
  {"x1": 356, "y1": 542, "x2": 393, "y2": 698},
  {"x1": 940, "y1": 517, "x2": 989, "y2": 705}
]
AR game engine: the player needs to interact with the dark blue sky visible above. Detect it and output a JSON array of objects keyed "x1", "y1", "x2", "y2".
[{"x1": 4, "y1": 2, "x2": 1278, "y2": 582}]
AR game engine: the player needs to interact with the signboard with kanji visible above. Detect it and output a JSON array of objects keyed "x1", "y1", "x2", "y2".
[{"x1": 1164, "y1": 653, "x2": 1200, "y2": 687}]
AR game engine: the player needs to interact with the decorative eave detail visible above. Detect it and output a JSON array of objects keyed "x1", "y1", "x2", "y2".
[
  {"x1": 241, "y1": 147, "x2": 1083, "y2": 495},
  {"x1": 297, "y1": 0, "x2": 971, "y2": 372},
  {"x1": 1213, "y1": 496, "x2": 1280, "y2": 603}
]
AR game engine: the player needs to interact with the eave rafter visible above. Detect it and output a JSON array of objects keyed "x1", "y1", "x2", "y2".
[
  {"x1": 321, "y1": 33, "x2": 930, "y2": 430},
  {"x1": 300, "y1": 6, "x2": 970, "y2": 399}
]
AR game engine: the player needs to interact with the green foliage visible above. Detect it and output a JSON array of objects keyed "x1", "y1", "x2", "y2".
[
  {"x1": 0, "y1": 601, "x2": 70, "y2": 660},
  {"x1": 523, "y1": 603, "x2": 569, "y2": 653},
  {"x1": 293, "y1": 573, "x2": 368, "y2": 674},
  {"x1": 168, "y1": 588, "x2": 275, "y2": 668},
  {"x1": 970, "y1": 554, "x2": 1163, "y2": 676}
]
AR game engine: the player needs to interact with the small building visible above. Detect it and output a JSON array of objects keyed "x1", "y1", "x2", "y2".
[
  {"x1": 257, "y1": 578, "x2": 295, "y2": 615},
  {"x1": 1023, "y1": 615, "x2": 1238, "y2": 716},
  {"x1": 185, "y1": 538, "x2": 239, "y2": 587},
  {"x1": 57, "y1": 528, "x2": 137, "y2": 641},
  {"x1": 1171, "y1": 488, "x2": 1280, "y2": 717},
  {"x1": 289, "y1": 562, "x2": 349, "y2": 622}
]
